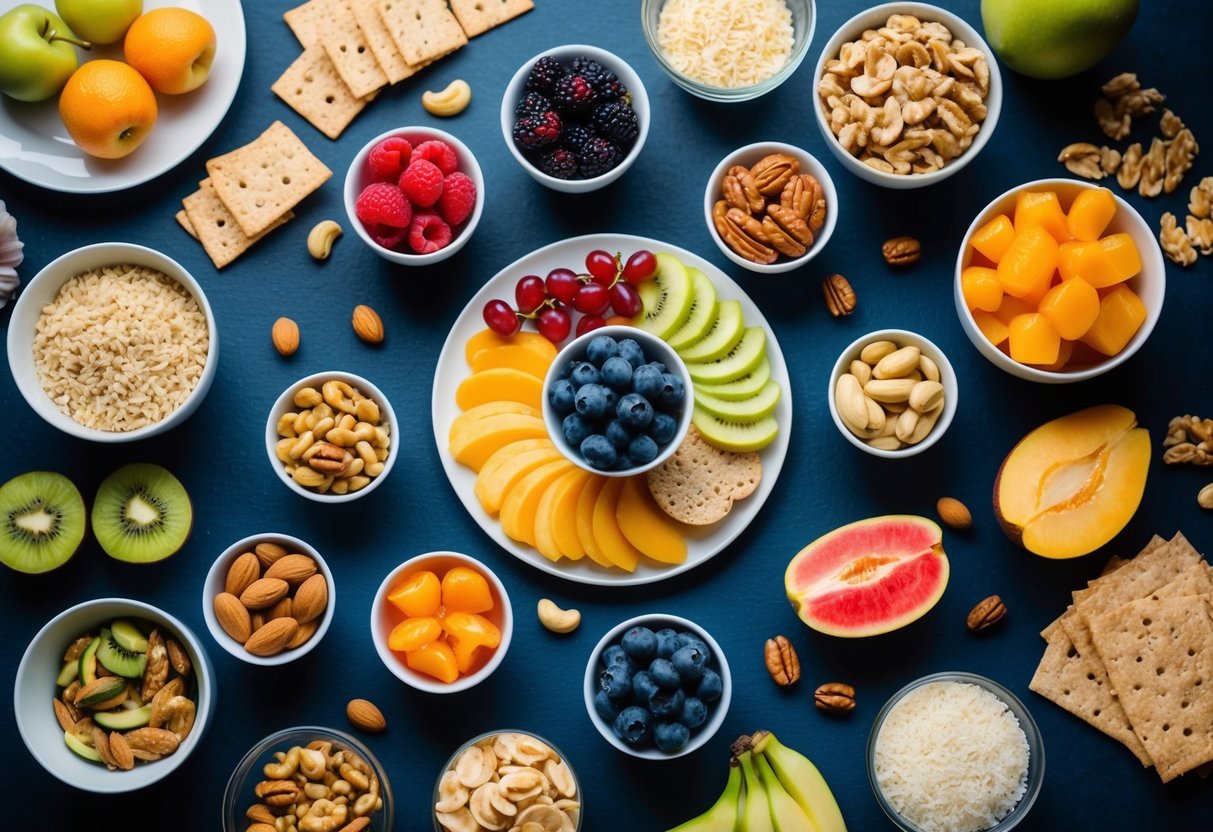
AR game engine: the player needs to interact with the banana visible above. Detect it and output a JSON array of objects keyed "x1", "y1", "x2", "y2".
[
  {"x1": 421, "y1": 79, "x2": 472, "y2": 117},
  {"x1": 751, "y1": 731, "x2": 847, "y2": 832},
  {"x1": 737, "y1": 751, "x2": 775, "y2": 832},
  {"x1": 756, "y1": 750, "x2": 818, "y2": 832},
  {"x1": 667, "y1": 762, "x2": 742, "y2": 832}
]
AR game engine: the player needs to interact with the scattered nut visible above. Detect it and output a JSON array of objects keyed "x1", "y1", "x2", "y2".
[
  {"x1": 536, "y1": 598, "x2": 580, "y2": 634},
  {"x1": 1162, "y1": 415, "x2": 1213, "y2": 465},
  {"x1": 1198, "y1": 484, "x2": 1213, "y2": 509},
  {"x1": 307, "y1": 220, "x2": 343, "y2": 261},
  {"x1": 763, "y1": 635, "x2": 800, "y2": 687},
  {"x1": 936, "y1": 497, "x2": 972, "y2": 530},
  {"x1": 881, "y1": 236, "x2": 921, "y2": 265},
  {"x1": 814, "y1": 682, "x2": 856, "y2": 714},
  {"x1": 272, "y1": 317, "x2": 300, "y2": 357},
  {"x1": 1160, "y1": 212, "x2": 1197, "y2": 266},
  {"x1": 1190, "y1": 176, "x2": 1213, "y2": 219},
  {"x1": 346, "y1": 699, "x2": 387, "y2": 733},
  {"x1": 966, "y1": 595, "x2": 1007, "y2": 633},
  {"x1": 822, "y1": 274, "x2": 856, "y2": 317},
  {"x1": 422, "y1": 79, "x2": 472, "y2": 117},
  {"x1": 1058, "y1": 142, "x2": 1104, "y2": 180},
  {"x1": 352, "y1": 305, "x2": 385, "y2": 344},
  {"x1": 1187, "y1": 215, "x2": 1213, "y2": 255}
]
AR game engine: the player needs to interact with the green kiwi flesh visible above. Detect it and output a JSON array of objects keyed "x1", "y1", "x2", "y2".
[
  {"x1": 694, "y1": 358, "x2": 772, "y2": 402},
  {"x1": 97, "y1": 627, "x2": 147, "y2": 678},
  {"x1": 0, "y1": 472, "x2": 86, "y2": 574},
  {"x1": 632, "y1": 253, "x2": 694, "y2": 339},
  {"x1": 94, "y1": 704, "x2": 152, "y2": 731},
  {"x1": 666, "y1": 268, "x2": 719, "y2": 351},
  {"x1": 111, "y1": 619, "x2": 149, "y2": 653},
  {"x1": 684, "y1": 327, "x2": 767, "y2": 384},
  {"x1": 92, "y1": 464, "x2": 193, "y2": 564},
  {"x1": 677, "y1": 299, "x2": 744, "y2": 363},
  {"x1": 692, "y1": 405, "x2": 780, "y2": 453},
  {"x1": 64, "y1": 730, "x2": 102, "y2": 762},
  {"x1": 695, "y1": 380, "x2": 782, "y2": 423},
  {"x1": 56, "y1": 660, "x2": 78, "y2": 687}
]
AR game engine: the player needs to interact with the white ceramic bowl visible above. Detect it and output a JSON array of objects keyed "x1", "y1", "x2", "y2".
[
  {"x1": 343, "y1": 126, "x2": 485, "y2": 265},
  {"x1": 201, "y1": 533, "x2": 335, "y2": 667},
  {"x1": 827, "y1": 328, "x2": 958, "y2": 458},
  {"x1": 6, "y1": 242, "x2": 219, "y2": 442},
  {"x1": 955, "y1": 178, "x2": 1165, "y2": 383},
  {"x1": 370, "y1": 551, "x2": 513, "y2": 694},
  {"x1": 500, "y1": 45, "x2": 650, "y2": 193},
  {"x1": 15, "y1": 598, "x2": 214, "y2": 793},
  {"x1": 583, "y1": 613, "x2": 731, "y2": 760},
  {"x1": 811, "y1": 2, "x2": 1003, "y2": 188},
  {"x1": 542, "y1": 325, "x2": 693, "y2": 477},
  {"x1": 703, "y1": 142, "x2": 839, "y2": 273},
  {"x1": 265, "y1": 370, "x2": 399, "y2": 503}
]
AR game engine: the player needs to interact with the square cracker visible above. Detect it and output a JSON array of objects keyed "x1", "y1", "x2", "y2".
[
  {"x1": 1089, "y1": 594, "x2": 1213, "y2": 782},
  {"x1": 271, "y1": 45, "x2": 375, "y2": 141},
  {"x1": 175, "y1": 209, "x2": 197, "y2": 240},
  {"x1": 284, "y1": 0, "x2": 331, "y2": 47},
  {"x1": 321, "y1": 0, "x2": 389, "y2": 98},
  {"x1": 449, "y1": 0, "x2": 533, "y2": 38},
  {"x1": 379, "y1": 0, "x2": 467, "y2": 66},
  {"x1": 205, "y1": 121, "x2": 331, "y2": 237},
  {"x1": 1039, "y1": 538, "x2": 1165, "y2": 640},
  {"x1": 181, "y1": 180, "x2": 293, "y2": 269},
  {"x1": 351, "y1": 0, "x2": 411, "y2": 83}
]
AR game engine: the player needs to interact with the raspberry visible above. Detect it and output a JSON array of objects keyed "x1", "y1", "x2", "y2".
[
  {"x1": 412, "y1": 140, "x2": 459, "y2": 175},
  {"x1": 399, "y1": 159, "x2": 444, "y2": 208},
  {"x1": 552, "y1": 74, "x2": 596, "y2": 116},
  {"x1": 408, "y1": 211, "x2": 452, "y2": 254},
  {"x1": 355, "y1": 182, "x2": 411, "y2": 248},
  {"x1": 515, "y1": 91, "x2": 552, "y2": 119},
  {"x1": 437, "y1": 172, "x2": 477, "y2": 226},
  {"x1": 593, "y1": 100, "x2": 639, "y2": 145},
  {"x1": 538, "y1": 147, "x2": 577, "y2": 179},
  {"x1": 577, "y1": 137, "x2": 622, "y2": 178},
  {"x1": 526, "y1": 55, "x2": 563, "y2": 94},
  {"x1": 367, "y1": 136, "x2": 412, "y2": 181}
]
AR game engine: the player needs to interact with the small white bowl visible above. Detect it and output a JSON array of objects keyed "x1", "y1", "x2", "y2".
[
  {"x1": 541, "y1": 325, "x2": 693, "y2": 477},
  {"x1": 6, "y1": 242, "x2": 219, "y2": 442},
  {"x1": 955, "y1": 178, "x2": 1165, "y2": 383},
  {"x1": 811, "y1": 3, "x2": 1003, "y2": 189},
  {"x1": 201, "y1": 533, "x2": 335, "y2": 667},
  {"x1": 583, "y1": 613, "x2": 731, "y2": 760},
  {"x1": 343, "y1": 126, "x2": 485, "y2": 265},
  {"x1": 15, "y1": 598, "x2": 215, "y2": 793},
  {"x1": 265, "y1": 370, "x2": 399, "y2": 503},
  {"x1": 370, "y1": 551, "x2": 513, "y2": 694},
  {"x1": 500, "y1": 45, "x2": 650, "y2": 193},
  {"x1": 827, "y1": 328, "x2": 958, "y2": 458},
  {"x1": 703, "y1": 142, "x2": 839, "y2": 273}
]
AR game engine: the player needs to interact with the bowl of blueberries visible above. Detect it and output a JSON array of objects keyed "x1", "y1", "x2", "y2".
[
  {"x1": 583, "y1": 613, "x2": 731, "y2": 759},
  {"x1": 543, "y1": 326, "x2": 693, "y2": 476}
]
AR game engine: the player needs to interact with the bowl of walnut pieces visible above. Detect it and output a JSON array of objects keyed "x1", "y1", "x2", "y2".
[{"x1": 812, "y1": 3, "x2": 1003, "y2": 188}]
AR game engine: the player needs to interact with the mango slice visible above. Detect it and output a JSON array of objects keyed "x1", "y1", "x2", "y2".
[
  {"x1": 961, "y1": 265, "x2": 1004, "y2": 312},
  {"x1": 616, "y1": 477, "x2": 687, "y2": 565},
  {"x1": 455, "y1": 368, "x2": 544, "y2": 411},
  {"x1": 1066, "y1": 187, "x2": 1117, "y2": 241},
  {"x1": 1008, "y1": 313, "x2": 1061, "y2": 365},
  {"x1": 1014, "y1": 190, "x2": 1070, "y2": 244},
  {"x1": 997, "y1": 224, "x2": 1059, "y2": 299},
  {"x1": 1039, "y1": 277, "x2": 1100, "y2": 340},
  {"x1": 1081, "y1": 285, "x2": 1146, "y2": 356},
  {"x1": 970, "y1": 214, "x2": 1016, "y2": 263}
]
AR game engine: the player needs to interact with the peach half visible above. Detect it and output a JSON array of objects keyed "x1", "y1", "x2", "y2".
[{"x1": 994, "y1": 404, "x2": 1150, "y2": 559}]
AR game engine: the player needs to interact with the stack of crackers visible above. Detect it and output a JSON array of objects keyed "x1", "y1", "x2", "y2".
[
  {"x1": 177, "y1": 121, "x2": 332, "y2": 269},
  {"x1": 1030, "y1": 532, "x2": 1213, "y2": 782},
  {"x1": 645, "y1": 426, "x2": 762, "y2": 525},
  {"x1": 275, "y1": 0, "x2": 534, "y2": 139}
]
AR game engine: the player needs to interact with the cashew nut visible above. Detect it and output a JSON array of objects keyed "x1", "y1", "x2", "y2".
[
  {"x1": 352, "y1": 793, "x2": 381, "y2": 818},
  {"x1": 422, "y1": 79, "x2": 472, "y2": 117},
  {"x1": 265, "y1": 746, "x2": 302, "y2": 779},
  {"x1": 299, "y1": 747, "x2": 327, "y2": 780},
  {"x1": 307, "y1": 220, "x2": 342, "y2": 261},
  {"x1": 299, "y1": 799, "x2": 348, "y2": 832},
  {"x1": 322, "y1": 381, "x2": 358, "y2": 414},
  {"x1": 536, "y1": 599, "x2": 580, "y2": 633},
  {"x1": 340, "y1": 762, "x2": 369, "y2": 793}
]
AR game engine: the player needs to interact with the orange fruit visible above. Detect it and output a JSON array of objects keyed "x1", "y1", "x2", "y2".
[
  {"x1": 58, "y1": 60, "x2": 157, "y2": 159},
  {"x1": 124, "y1": 7, "x2": 217, "y2": 95}
]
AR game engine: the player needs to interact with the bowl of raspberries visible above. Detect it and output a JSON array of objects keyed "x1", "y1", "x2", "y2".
[
  {"x1": 344, "y1": 127, "x2": 484, "y2": 265},
  {"x1": 501, "y1": 45, "x2": 650, "y2": 193}
]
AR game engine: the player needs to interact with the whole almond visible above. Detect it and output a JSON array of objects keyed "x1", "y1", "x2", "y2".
[
  {"x1": 214, "y1": 592, "x2": 253, "y2": 643},
  {"x1": 240, "y1": 578, "x2": 290, "y2": 610},
  {"x1": 339, "y1": 820, "x2": 371, "y2": 832},
  {"x1": 287, "y1": 619, "x2": 319, "y2": 649},
  {"x1": 264, "y1": 553, "x2": 317, "y2": 586},
  {"x1": 266, "y1": 597, "x2": 293, "y2": 621},
  {"x1": 109, "y1": 731, "x2": 135, "y2": 771},
  {"x1": 245, "y1": 617, "x2": 299, "y2": 657},
  {"x1": 225, "y1": 552, "x2": 262, "y2": 597},
  {"x1": 272, "y1": 317, "x2": 300, "y2": 357},
  {"x1": 254, "y1": 542, "x2": 289, "y2": 570},
  {"x1": 246, "y1": 805, "x2": 277, "y2": 825},
  {"x1": 292, "y1": 574, "x2": 329, "y2": 625},
  {"x1": 352, "y1": 305, "x2": 384, "y2": 344},
  {"x1": 346, "y1": 698, "x2": 387, "y2": 733},
  {"x1": 936, "y1": 497, "x2": 973, "y2": 530}
]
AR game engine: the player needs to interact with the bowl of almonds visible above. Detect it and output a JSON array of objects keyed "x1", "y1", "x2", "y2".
[{"x1": 202, "y1": 533, "x2": 334, "y2": 667}]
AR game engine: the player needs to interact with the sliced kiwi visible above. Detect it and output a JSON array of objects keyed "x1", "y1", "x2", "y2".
[
  {"x1": 0, "y1": 472, "x2": 86, "y2": 574},
  {"x1": 111, "y1": 619, "x2": 149, "y2": 653},
  {"x1": 632, "y1": 253, "x2": 694, "y2": 339},
  {"x1": 94, "y1": 704, "x2": 151, "y2": 731},
  {"x1": 64, "y1": 730, "x2": 102, "y2": 762},
  {"x1": 694, "y1": 358, "x2": 772, "y2": 402},
  {"x1": 677, "y1": 300, "x2": 744, "y2": 363},
  {"x1": 685, "y1": 327, "x2": 766, "y2": 385},
  {"x1": 97, "y1": 627, "x2": 147, "y2": 678},
  {"x1": 78, "y1": 636, "x2": 101, "y2": 685},
  {"x1": 667, "y1": 268, "x2": 719, "y2": 350},
  {"x1": 692, "y1": 405, "x2": 780, "y2": 453},
  {"x1": 695, "y1": 380, "x2": 782, "y2": 423},
  {"x1": 92, "y1": 464, "x2": 193, "y2": 564}
]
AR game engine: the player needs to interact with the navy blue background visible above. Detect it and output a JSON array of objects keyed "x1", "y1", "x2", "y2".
[{"x1": 2, "y1": 0, "x2": 1210, "y2": 828}]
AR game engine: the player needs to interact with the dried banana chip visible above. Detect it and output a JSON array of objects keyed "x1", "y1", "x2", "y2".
[{"x1": 455, "y1": 745, "x2": 493, "y2": 789}]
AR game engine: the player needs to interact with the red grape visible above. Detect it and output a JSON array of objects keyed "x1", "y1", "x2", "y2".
[
  {"x1": 609, "y1": 281, "x2": 643, "y2": 318},
  {"x1": 515, "y1": 274, "x2": 548, "y2": 314},
  {"x1": 576, "y1": 315, "x2": 607, "y2": 337},
  {"x1": 622, "y1": 249, "x2": 657, "y2": 285},
  {"x1": 574, "y1": 282, "x2": 611, "y2": 316},
  {"x1": 545, "y1": 267, "x2": 580, "y2": 306},
  {"x1": 585, "y1": 249, "x2": 618, "y2": 285},
  {"x1": 536, "y1": 306, "x2": 571, "y2": 343},
  {"x1": 483, "y1": 299, "x2": 520, "y2": 336}
]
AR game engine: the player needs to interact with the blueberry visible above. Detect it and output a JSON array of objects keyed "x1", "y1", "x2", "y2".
[
  {"x1": 586, "y1": 334, "x2": 619, "y2": 366},
  {"x1": 631, "y1": 670, "x2": 659, "y2": 703},
  {"x1": 613, "y1": 706, "x2": 651, "y2": 746},
  {"x1": 600, "y1": 664, "x2": 633, "y2": 700},
  {"x1": 601, "y1": 356, "x2": 633, "y2": 391},
  {"x1": 657, "y1": 373, "x2": 685, "y2": 411},
  {"x1": 593, "y1": 689, "x2": 620, "y2": 723},
  {"x1": 603, "y1": 645, "x2": 628, "y2": 667},
  {"x1": 570, "y1": 361, "x2": 601, "y2": 387},
  {"x1": 654, "y1": 628, "x2": 680, "y2": 659},
  {"x1": 614, "y1": 454, "x2": 636, "y2": 471},
  {"x1": 628, "y1": 434, "x2": 658, "y2": 464},
  {"x1": 580, "y1": 434, "x2": 617, "y2": 469},
  {"x1": 621, "y1": 626, "x2": 657, "y2": 660},
  {"x1": 650, "y1": 412, "x2": 678, "y2": 445},
  {"x1": 548, "y1": 378, "x2": 576, "y2": 414},
  {"x1": 562, "y1": 413, "x2": 592, "y2": 447},
  {"x1": 605, "y1": 419, "x2": 632, "y2": 450},
  {"x1": 675, "y1": 632, "x2": 710, "y2": 654},
  {"x1": 647, "y1": 361, "x2": 668, "y2": 374},
  {"x1": 574, "y1": 384, "x2": 610, "y2": 420},
  {"x1": 649, "y1": 686, "x2": 685, "y2": 719},
  {"x1": 696, "y1": 669, "x2": 723, "y2": 703},
  {"x1": 616, "y1": 393, "x2": 654, "y2": 430},
  {"x1": 557, "y1": 361, "x2": 573, "y2": 380},
  {"x1": 678, "y1": 696, "x2": 708, "y2": 728},
  {"x1": 602, "y1": 387, "x2": 619, "y2": 413},
  {"x1": 671, "y1": 645, "x2": 707, "y2": 683},
  {"x1": 649, "y1": 657, "x2": 681, "y2": 689},
  {"x1": 617, "y1": 338, "x2": 645, "y2": 368},
  {"x1": 632, "y1": 364, "x2": 664, "y2": 400},
  {"x1": 653, "y1": 721, "x2": 691, "y2": 752}
]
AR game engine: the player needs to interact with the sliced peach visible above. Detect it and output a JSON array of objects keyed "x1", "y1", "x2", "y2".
[
  {"x1": 616, "y1": 476, "x2": 687, "y2": 565},
  {"x1": 1014, "y1": 190, "x2": 1070, "y2": 243},
  {"x1": 455, "y1": 368, "x2": 544, "y2": 411},
  {"x1": 970, "y1": 214, "x2": 1016, "y2": 263},
  {"x1": 499, "y1": 459, "x2": 574, "y2": 547},
  {"x1": 997, "y1": 225, "x2": 1058, "y2": 299},
  {"x1": 1008, "y1": 313, "x2": 1061, "y2": 365},
  {"x1": 972, "y1": 310, "x2": 1009, "y2": 347},
  {"x1": 1058, "y1": 240, "x2": 1121, "y2": 288},
  {"x1": 1081, "y1": 284, "x2": 1146, "y2": 356},
  {"x1": 575, "y1": 476, "x2": 612, "y2": 569},
  {"x1": 387, "y1": 570, "x2": 441, "y2": 618},
  {"x1": 449, "y1": 412, "x2": 549, "y2": 472},
  {"x1": 1066, "y1": 187, "x2": 1117, "y2": 241},
  {"x1": 994, "y1": 404, "x2": 1149, "y2": 559},
  {"x1": 592, "y1": 478, "x2": 641, "y2": 573},
  {"x1": 449, "y1": 401, "x2": 541, "y2": 444},
  {"x1": 961, "y1": 266, "x2": 1004, "y2": 312},
  {"x1": 405, "y1": 639, "x2": 459, "y2": 683},
  {"x1": 1039, "y1": 277, "x2": 1100, "y2": 340},
  {"x1": 1099, "y1": 233, "x2": 1142, "y2": 282},
  {"x1": 474, "y1": 445, "x2": 563, "y2": 515},
  {"x1": 388, "y1": 617, "x2": 442, "y2": 652},
  {"x1": 464, "y1": 328, "x2": 557, "y2": 365},
  {"x1": 535, "y1": 468, "x2": 593, "y2": 562},
  {"x1": 441, "y1": 567, "x2": 494, "y2": 614},
  {"x1": 470, "y1": 344, "x2": 554, "y2": 380}
]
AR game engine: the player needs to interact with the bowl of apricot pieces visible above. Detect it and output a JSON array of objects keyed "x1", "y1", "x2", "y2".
[
  {"x1": 955, "y1": 178, "x2": 1165, "y2": 383},
  {"x1": 370, "y1": 551, "x2": 512, "y2": 694}
]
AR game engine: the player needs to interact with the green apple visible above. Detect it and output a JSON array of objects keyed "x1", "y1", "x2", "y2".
[
  {"x1": 55, "y1": 0, "x2": 141, "y2": 45},
  {"x1": 0, "y1": 5, "x2": 90, "y2": 102},
  {"x1": 981, "y1": 0, "x2": 1139, "y2": 80}
]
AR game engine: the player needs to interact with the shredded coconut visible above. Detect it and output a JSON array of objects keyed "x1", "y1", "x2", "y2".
[{"x1": 656, "y1": 0, "x2": 795, "y2": 89}]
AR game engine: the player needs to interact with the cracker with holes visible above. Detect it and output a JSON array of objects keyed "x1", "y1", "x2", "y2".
[
  {"x1": 449, "y1": 0, "x2": 534, "y2": 37},
  {"x1": 284, "y1": 0, "x2": 330, "y2": 46},
  {"x1": 351, "y1": 0, "x2": 411, "y2": 83},
  {"x1": 378, "y1": 0, "x2": 467, "y2": 66},
  {"x1": 645, "y1": 426, "x2": 761, "y2": 525},
  {"x1": 271, "y1": 44, "x2": 376, "y2": 140},
  {"x1": 181, "y1": 179, "x2": 294, "y2": 269},
  {"x1": 319, "y1": 0, "x2": 388, "y2": 97}
]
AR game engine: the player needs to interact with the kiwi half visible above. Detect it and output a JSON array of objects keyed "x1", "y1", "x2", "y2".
[
  {"x1": 96, "y1": 627, "x2": 147, "y2": 678},
  {"x1": 0, "y1": 471, "x2": 86, "y2": 574},
  {"x1": 92, "y1": 464, "x2": 193, "y2": 564},
  {"x1": 633, "y1": 253, "x2": 694, "y2": 339},
  {"x1": 677, "y1": 299, "x2": 744, "y2": 363},
  {"x1": 666, "y1": 268, "x2": 719, "y2": 351}
]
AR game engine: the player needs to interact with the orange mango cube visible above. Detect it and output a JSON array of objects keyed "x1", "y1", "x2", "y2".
[
  {"x1": 1038, "y1": 278, "x2": 1100, "y2": 340},
  {"x1": 993, "y1": 295, "x2": 1040, "y2": 325},
  {"x1": 970, "y1": 214, "x2": 1016, "y2": 263},
  {"x1": 997, "y1": 225, "x2": 1059, "y2": 299},
  {"x1": 441, "y1": 567, "x2": 494, "y2": 613},
  {"x1": 1081, "y1": 285, "x2": 1147, "y2": 356},
  {"x1": 1031, "y1": 338, "x2": 1074, "y2": 372},
  {"x1": 1008, "y1": 313, "x2": 1061, "y2": 365},
  {"x1": 1014, "y1": 191, "x2": 1070, "y2": 244},
  {"x1": 1058, "y1": 240, "x2": 1121, "y2": 288},
  {"x1": 961, "y1": 266, "x2": 1004, "y2": 312},
  {"x1": 388, "y1": 616, "x2": 443, "y2": 652},
  {"x1": 973, "y1": 310, "x2": 1009, "y2": 346},
  {"x1": 405, "y1": 640, "x2": 460, "y2": 684},
  {"x1": 1099, "y1": 233, "x2": 1142, "y2": 283},
  {"x1": 387, "y1": 570, "x2": 441, "y2": 618},
  {"x1": 1066, "y1": 187, "x2": 1117, "y2": 241}
]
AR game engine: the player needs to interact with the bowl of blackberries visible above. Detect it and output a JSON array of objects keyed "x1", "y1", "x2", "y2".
[
  {"x1": 542, "y1": 325, "x2": 693, "y2": 476},
  {"x1": 500, "y1": 44, "x2": 650, "y2": 193},
  {"x1": 584, "y1": 614, "x2": 731, "y2": 759}
]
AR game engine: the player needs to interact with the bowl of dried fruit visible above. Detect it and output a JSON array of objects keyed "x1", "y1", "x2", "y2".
[
  {"x1": 222, "y1": 726, "x2": 392, "y2": 832},
  {"x1": 811, "y1": 3, "x2": 1003, "y2": 188},
  {"x1": 703, "y1": 142, "x2": 838, "y2": 273},
  {"x1": 14, "y1": 597, "x2": 214, "y2": 793},
  {"x1": 202, "y1": 533, "x2": 335, "y2": 667}
]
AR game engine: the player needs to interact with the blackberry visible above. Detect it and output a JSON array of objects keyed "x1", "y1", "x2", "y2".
[
  {"x1": 577, "y1": 137, "x2": 622, "y2": 178},
  {"x1": 561, "y1": 123, "x2": 594, "y2": 154},
  {"x1": 552, "y1": 74, "x2": 597, "y2": 117},
  {"x1": 515, "y1": 90, "x2": 552, "y2": 119},
  {"x1": 525, "y1": 55, "x2": 563, "y2": 95},
  {"x1": 593, "y1": 101, "x2": 639, "y2": 145},
  {"x1": 538, "y1": 147, "x2": 578, "y2": 179},
  {"x1": 512, "y1": 111, "x2": 562, "y2": 151},
  {"x1": 571, "y1": 56, "x2": 626, "y2": 100}
]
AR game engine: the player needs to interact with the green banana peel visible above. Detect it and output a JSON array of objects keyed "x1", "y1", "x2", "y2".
[
  {"x1": 752, "y1": 731, "x2": 847, "y2": 832},
  {"x1": 667, "y1": 761, "x2": 742, "y2": 832}
]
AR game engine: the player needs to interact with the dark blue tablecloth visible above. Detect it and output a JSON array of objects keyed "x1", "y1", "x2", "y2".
[{"x1": 2, "y1": 0, "x2": 1210, "y2": 828}]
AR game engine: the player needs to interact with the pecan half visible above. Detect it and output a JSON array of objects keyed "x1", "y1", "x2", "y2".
[
  {"x1": 882, "y1": 236, "x2": 921, "y2": 265},
  {"x1": 724, "y1": 166, "x2": 765, "y2": 213},
  {"x1": 308, "y1": 443, "x2": 352, "y2": 475},
  {"x1": 765, "y1": 204, "x2": 814, "y2": 247},
  {"x1": 814, "y1": 682, "x2": 856, "y2": 713},
  {"x1": 750, "y1": 153, "x2": 800, "y2": 196},
  {"x1": 761, "y1": 216, "x2": 807, "y2": 258},
  {"x1": 255, "y1": 779, "x2": 300, "y2": 807},
  {"x1": 966, "y1": 595, "x2": 1007, "y2": 633},
  {"x1": 763, "y1": 636, "x2": 800, "y2": 686},
  {"x1": 779, "y1": 174, "x2": 824, "y2": 227},
  {"x1": 822, "y1": 274, "x2": 856, "y2": 317},
  {"x1": 713, "y1": 200, "x2": 777, "y2": 264}
]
